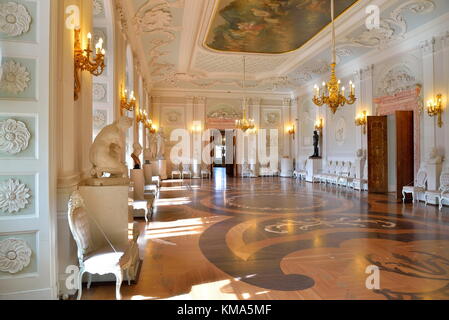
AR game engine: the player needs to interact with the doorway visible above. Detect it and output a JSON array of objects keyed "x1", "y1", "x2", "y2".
[
  {"x1": 212, "y1": 130, "x2": 235, "y2": 177},
  {"x1": 367, "y1": 111, "x2": 414, "y2": 198}
]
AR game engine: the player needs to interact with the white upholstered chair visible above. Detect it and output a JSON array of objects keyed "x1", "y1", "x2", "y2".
[
  {"x1": 181, "y1": 163, "x2": 192, "y2": 179},
  {"x1": 68, "y1": 191, "x2": 139, "y2": 300},
  {"x1": 424, "y1": 172, "x2": 449, "y2": 210},
  {"x1": 402, "y1": 168, "x2": 428, "y2": 203},
  {"x1": 201, "y1": 165, "x2": 211, "y2": 179},
  {"x1": 171, "y1": 163, "x2": 182, "y2": 179},
  {"x1": 241, "y1": 162, "x2": 253, "y2": 178}
]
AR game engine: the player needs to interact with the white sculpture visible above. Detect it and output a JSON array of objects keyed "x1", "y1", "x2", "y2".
[
  {"x1": 89, "y1": 117, "x2": 133, "y2": 180},
  {"x1": 156, "y1": 127, "x2": 167, "y2": 160},
  {"x1": 131, "y1": 142, "x2": 142, "y2": 169}
]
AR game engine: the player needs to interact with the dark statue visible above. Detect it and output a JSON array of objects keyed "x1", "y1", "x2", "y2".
[{"x1": 310, "y1": 130, "x2": 320, "y2": 158}]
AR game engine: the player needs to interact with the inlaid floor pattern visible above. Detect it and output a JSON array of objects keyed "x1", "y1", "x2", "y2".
[{"x1": 81, "y1": 169, "x2": 449, "y2": 300}]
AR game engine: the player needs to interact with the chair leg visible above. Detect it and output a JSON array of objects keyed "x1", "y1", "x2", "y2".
[
  {"x1": 115, "y1": 270, "x2": 123, "y2": 300},
  {"x1": 402, "y1": 190, "x2": 406, "y2": 203},
  {"x1": 412, "y1": 191, "x2": 415, "y2": 203},
  {"x1": 87, "y1": 273, "x2": 92, "y2": 289},
  {"x1": 77, "y1": 269, "x2": 85, "y2": 300},
  {"x1": 126, "y1": 269, "x2": 131, "y2": 286},
  {"x1": 439, "y1": 197, "x2": 443, "y2": 211}
]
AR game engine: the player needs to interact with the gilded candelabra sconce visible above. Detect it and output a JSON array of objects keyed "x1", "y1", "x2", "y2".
[
  {"x1": 74, "y1": 29, "x2": 106, "y2": 100},
  {"x1": 120, "y1": 85, "x2": 136, "y2": 114},
  {"x1": 136, "y1": 107, "x2": 157, "y2": 134},
  {"x1": 191, "y1": 123, "x2": 202, "y2": 133},
  {"x1": 287, "y1": 124, "x2": 296, "y2": 139},
  {"x1": 314, "y1": 118, "x2": 324, "y2": 133},
  {"x1": 427, "y1": 94, "x2": 444, "y2": 128},
  {"x1": 355, "y1": 110, "x2": 368, "y2": 134}
]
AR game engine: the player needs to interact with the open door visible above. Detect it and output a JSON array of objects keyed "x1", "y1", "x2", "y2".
[
  {"x1": 368, "y1": 116, "x2": 388, "y2": 193},
  {"x1": 396, "y1": 111, "x2": 414, "y2": 199}
]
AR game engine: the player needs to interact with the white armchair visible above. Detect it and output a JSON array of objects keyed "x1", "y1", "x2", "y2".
[
  {"x1": 424, "y1": 172, "x2": 449, "y2": 207},
  {"x1": 182, "y1": 163, "x2": 192, "y2": 179},
  {"x1": 68, "y1": 191, "x2": 139, "y2": 300},
  {"x1": 402, "y1": 168, "x2": 428, "y2": 203},
  {"x1": 201, "y1": 165, "x2": 211, "y2": 179},
  {"x1": 171, "y1": 163, "x2": 181, "y2": 179},
  {"x1": 241, "y1": 162, "x2": 253, "y2": 178}
]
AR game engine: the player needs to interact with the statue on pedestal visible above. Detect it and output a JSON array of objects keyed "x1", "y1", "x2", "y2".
[
  {"x1": 310, "y1": 130, "x2": 320, "y2": 158},
  {"x1": 87, "y1": 117, "x2": 133, "y2": 185},
  {"x1": 156, "y1": 127, "x2": 167, "y2": 160},
  {"x1": 131, "y1": 143, "x2": 142, "y2": 169},
  {"x1": 143, "y1": 147, "x2": 152, "y2": 165}
]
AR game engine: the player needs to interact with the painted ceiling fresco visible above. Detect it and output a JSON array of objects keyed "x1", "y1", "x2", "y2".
[{"x1": 205, "y1": 0, "x2": 359, "y2": 54}]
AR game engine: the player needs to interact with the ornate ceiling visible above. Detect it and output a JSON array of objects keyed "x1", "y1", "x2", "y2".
[{"x1": 117, "y1": 0, "x2": 449, "y2": 94}]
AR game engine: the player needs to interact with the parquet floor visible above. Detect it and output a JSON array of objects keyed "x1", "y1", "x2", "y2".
[{"x1": 81, "y1": 168, "x2": 449, "y2": 300}]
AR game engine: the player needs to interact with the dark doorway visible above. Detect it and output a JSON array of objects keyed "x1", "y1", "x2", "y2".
[
  {"x1": 396, "y1": 111, "x2": 414, "y2": 200},
  {"x1": 368, "y1": 116, "x2": 388, "y2": 193}
]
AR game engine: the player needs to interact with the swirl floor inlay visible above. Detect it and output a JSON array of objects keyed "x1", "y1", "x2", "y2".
[{"x1": 80, "y1": 169, "x2": 449, "y2": 300}]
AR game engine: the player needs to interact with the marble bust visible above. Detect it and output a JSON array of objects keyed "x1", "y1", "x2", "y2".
[
  {"x1": 131, "y1": 143, "x2": 142, "y2": 169},
  {"x1": 89, "y1": 116, "x2": 133, "y2": 180}
]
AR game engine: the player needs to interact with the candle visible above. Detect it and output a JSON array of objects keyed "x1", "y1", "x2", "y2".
[{"x1": 101, "y1": 49, "x2": 105, "y2": 55}]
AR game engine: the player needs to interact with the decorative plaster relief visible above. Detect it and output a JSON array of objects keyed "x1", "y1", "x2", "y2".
[
  {"x1": 0, "y1": 60, "x2": 31, "y2": 94},
  {"x1": 377, "y1": 64, "x2": 417, "y2": 97},
  {"x1": 262, "y1": 109, "x2": 282, "y2": 127},
  {"x1": 93, "y1": 0, "x2": 105, "y2": 17},
  {"x1": 0, "y1": 119, "x2": 31, "y2": 155},
  {"x1": 93, "y1": 109, "x2": 107, "y2": 130},
  {"x1": 0, "y1": 238, "x2": 32, "y2": 274},
  {"x1": 93, "y1": 83, "x2": 106, "y2": 101},
  {"x1": 161, "y1": 107, "x2": 185, "y2": 127},
  {"x1": 335, "y1": 117, "x2": 347, "y2": 146},
  {"x1": 0, "y1": 178, "x2": 31, "y2": 214},
  {"x1": 93, "y1": 28, "x2": 107, "y2": 50},
  {"x1": 339, "y1": 0, "x2": 435, "y2": 49},
  {"x1": 0, "y1": 2, "x2": 31, "y2": 37}
]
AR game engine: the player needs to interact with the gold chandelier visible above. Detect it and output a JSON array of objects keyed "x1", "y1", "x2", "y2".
[
  {"x1": 312, "y1": 0, "x2": 356, "y2": 114},
  {"x1": 235, "y1": 56, "x2": 255, "y2": 132}
]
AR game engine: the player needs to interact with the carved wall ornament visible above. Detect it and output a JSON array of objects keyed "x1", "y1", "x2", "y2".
[
  {"x1": 0, "y1": 238, "x2": 32, "y2": 274},
  {"x1": 0, "y1": 178, "x2": 31, "y2": 214},
  {"x1": 340, "y1": 0, "x2": 435, "y2": 49},
  {"x1": 93, "y1": 0, "x2": 105, "y2": 17},
  {"x1": 0, "y1": 119, "x2": 31, "y2": 155},
  {"x1": 0, "y1": 60, "x2": 31, "y2": 94},
  {"x1": 335, "y1": 117, "x2": 346, "y2": 146},
  {"x1": 377, "y1": 64, "x2": 417, "y2": 97},
  {"x1": 93, "y1": 29, "x2": 106, "y2": 50},
  {"x1": 93, "y1": 83, "x2": 106, "y2": 101},
  {"x1": 93, "y1": 109, "x2": 107, "y2": 130},
  {"x1": 0, "y1": 2, "x2": 31, "y2": 37}
]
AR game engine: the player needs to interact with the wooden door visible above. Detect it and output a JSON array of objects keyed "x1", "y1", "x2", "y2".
[
  {"x1": 396, "y1": 111, "x2": 414, "y2": 199},
  {"x1": 368, "y1": 116, "x2": 388, "y2": 193}
]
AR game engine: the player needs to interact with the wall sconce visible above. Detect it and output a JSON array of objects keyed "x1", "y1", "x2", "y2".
[
  {"x1": 74, "y1": 29, "x2": 106, "y2": 100},
  {"x1": 314, "y1": 118, "x2": 324, "y2": 132},
  {"x1": 145, "y1": 119, "x2": 157, "y2": 134},
  {"x1": 191, "y1": 123, "x2": 202, "y2": 133},
  {"x1": 355, "y1": 110, "x2": 368, "y2": 134},
  {"x1": 120, "y1": 84, "x2": 136, "y2": 114},
  {"x1": 286, "y1": 124, "x2": 295, "y2": 138},
  {"x1": 427, "y1": 94, "x2": 444, "y2": 128}
]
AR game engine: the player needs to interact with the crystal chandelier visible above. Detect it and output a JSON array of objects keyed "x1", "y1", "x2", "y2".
[
  {"x1": 235, "y1": 56, "x2": 255, "y2": 132},
  {"x1": 312, "y1": 0, "x2": 356, "y2": 114}
]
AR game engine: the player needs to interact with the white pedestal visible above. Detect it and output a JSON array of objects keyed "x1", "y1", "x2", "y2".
[
  {"x1": 130, "y1": 169, "x2": 145, "y2": 201},
  {"x1": 158, "y1": 159, "x2": 167, "y2": 180},
  {"x1": 143, "y1": 163, "x2": 153, "y2": 185},
  {"x1": 192, "y1": 163, "x2": 200, "y2": 179},
  {"x1": 280, "y1": 158, "x2": 293, "y2": 177},
  {"x1": 151, "y1": 161, "x2": 159, "y2": 177},
  {"x1": 306, "y1": 158, "x2": 322, "y2": 182},
  {"x1": 79, "y1": 185, "x2": 140, "y2": 282}
]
